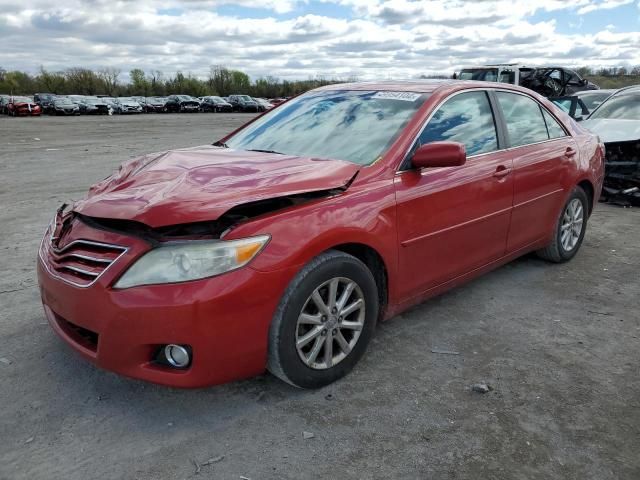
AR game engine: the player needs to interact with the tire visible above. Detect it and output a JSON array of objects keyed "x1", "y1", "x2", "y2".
[
  {"x1": 268, "y1": 250, "x2": 378, "y2": 389},
  {"x1": 537, "y1": 186, "x2": 589, "y2": 263}
]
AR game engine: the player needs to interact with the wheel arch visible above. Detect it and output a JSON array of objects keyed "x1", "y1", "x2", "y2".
[
  {"x1": 328, "y1": 243, "x2": 389, "y2": 322},
  {"x1": 577, "y1": 178, "x2": 595, "y2": 216}
]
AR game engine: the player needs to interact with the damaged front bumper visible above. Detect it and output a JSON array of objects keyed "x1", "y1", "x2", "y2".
[
  {"x1": 601, "y1": 140, "x2": 640, "y2": 206},
  {"x1": 37, "y1": 214, "x2": 298, "y2": 387}
]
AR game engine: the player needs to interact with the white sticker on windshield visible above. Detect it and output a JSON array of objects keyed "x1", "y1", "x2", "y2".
[{"x1": 372, "y1": 91, "x2": 421, "y2": 102}]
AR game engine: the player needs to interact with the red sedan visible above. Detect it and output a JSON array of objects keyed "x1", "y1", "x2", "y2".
[
  {"x1": 37, "y1": 81, "x2": 604, "y2": 388},
  {"x1": 7, "y1": 96, "x2": 42, "y2": 116}
]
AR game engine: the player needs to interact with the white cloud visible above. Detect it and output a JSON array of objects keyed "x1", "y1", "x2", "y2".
[
  {"x1": 0, "y1": 0, "x2": 638, "y2": 81},
  {"x1": 577, "y1": 0, "x2": 633, "y2": 15}
]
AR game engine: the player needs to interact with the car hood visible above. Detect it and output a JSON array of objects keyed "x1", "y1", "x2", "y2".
[
  {"x1": 581, "y1": 118, "x2": 640, "y2": 143},
  {"x1": 73, "y1": 146, "x2": 360, "y2": 228}
]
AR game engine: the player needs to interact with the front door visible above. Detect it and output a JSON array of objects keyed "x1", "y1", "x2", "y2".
[{"x1": 394, "y1": 90, "x2": 514, "y2": 301}]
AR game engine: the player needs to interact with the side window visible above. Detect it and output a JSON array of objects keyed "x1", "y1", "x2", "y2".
[
  {"x1": 566, "y1": 70, "x2": 580, "y2": 84},
  {"x1": 496, "y1": 92, "x2": 549, "y2": 147},
  {"x1": 418, "y1": 91, "x2": 498, "y2": 156},
  {"x1": 541, "y1": 109, "x2": 567, "y2": 139}
]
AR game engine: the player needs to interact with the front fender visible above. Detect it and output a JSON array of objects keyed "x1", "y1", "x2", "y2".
[{"x1": 227, "y1": 179, "x2": 400, "y2": 302}]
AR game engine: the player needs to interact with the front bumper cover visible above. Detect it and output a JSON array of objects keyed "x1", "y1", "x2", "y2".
[{"x1": 37, "y1": 218, "x2": 298, "y2": 387}]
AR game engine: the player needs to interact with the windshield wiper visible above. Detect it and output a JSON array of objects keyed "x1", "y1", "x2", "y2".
[
  {"x1": 246, "y1": 149, "x2": 284, "y2": 155},
  {"x1": 213, "y1": 141, "x2": 228, "y2": 148}
]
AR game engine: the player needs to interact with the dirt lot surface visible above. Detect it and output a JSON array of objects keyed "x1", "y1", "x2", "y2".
[{"x1": 1, "y1": 113, "x2": 639, "y2": 480}]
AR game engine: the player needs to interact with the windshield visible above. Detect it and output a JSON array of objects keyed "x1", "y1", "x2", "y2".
[
  {"x1": 178, "y1": 95, "x2": 194, "y2": 101},
  {"x1": 55, "y1": 98, "x2": 75, "y2": 106},
  {"x1": 12, "y1": 96, "x2": 32, "y2": 102},
  {"x1": 459, "y1": 68, "x2": 498, "y2": 81},
  {"x1": 578, "y1": 91, "x2": 613, "y2": 111},
  {"x1": 84, "y1": 98, "x2": 103, "y2": 104},
  {"x1": 226, "y1": 89, "x2": 427, "y2": 165},
  {"x1": 590, "y1": 93, "x2": 640, "y2": 120}
]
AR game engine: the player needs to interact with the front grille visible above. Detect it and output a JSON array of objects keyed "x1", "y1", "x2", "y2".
[{"x1": 46, "y1": 239, "x2": 127, "y2": 287}]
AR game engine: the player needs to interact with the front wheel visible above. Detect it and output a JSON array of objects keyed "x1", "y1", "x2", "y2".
[
  {"x1": 268, "y1": 250, "x2": 378, "y2": 388},
  {"x1": 537, "y1": 186, "x2": 589, "y2": 263}
]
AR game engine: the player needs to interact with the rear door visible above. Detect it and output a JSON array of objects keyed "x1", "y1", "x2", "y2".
[
  {"x1": 394, "y1": 90, "x2": 514, "y2": 300},
  {"x1": 493, "y1": 91, "x2": 576, "y2": 252}
]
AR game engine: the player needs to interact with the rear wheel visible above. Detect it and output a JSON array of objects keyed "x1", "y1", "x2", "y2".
[
  {"x1": 537, "y1": 186, "x2": 588, "y2": 263},
  {"x1": 268, "y1": 250, "x2": 378, "y2": 388}
]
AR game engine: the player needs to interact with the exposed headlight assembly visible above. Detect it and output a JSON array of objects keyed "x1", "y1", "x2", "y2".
[{"x1": 114, "y1": 235, "x2": 270, "y2": 289}]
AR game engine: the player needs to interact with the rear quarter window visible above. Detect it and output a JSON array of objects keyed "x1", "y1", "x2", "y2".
[{"x1": 541, "y1": 109, "x2": 567, "y2": 139}]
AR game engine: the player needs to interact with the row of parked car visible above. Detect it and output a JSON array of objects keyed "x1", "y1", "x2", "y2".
[{"x1": 0, "y1": 93, "x2": 288, "y2": 116}]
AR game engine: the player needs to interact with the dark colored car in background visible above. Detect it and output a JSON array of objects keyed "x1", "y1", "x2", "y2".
[
  {"x1": 521, "y1": 67, "x2": 599, "y2": 97},
  {"x1": 7, "y1": 96, "x2": 42, "y2": 116},
  {"x1": 34, "y1": 93, "x2": 56, "y2": 111},
  {"x1": 80, "y1": 97, "x2": 111, "y2": 115},
  {"x1": 68, "y1": 95, "x2": 99, "y2": 115},
  {"x1": 200, "y1": 96, "x2": 233, "y2": 112},
  {"x1": 227, "y1": 94, "x2": 260, "y2": 112},
  {"x1": 165, "y1": 95, "x2": 200, "y2": 113},
  {"x1": 0, "y1": 94, "x2": 10, "y2": 114},
  {"x1": 37, "y1": 80, "x2": 603, "y2": 389},
  {"x1": 141, "y1": 97, "x2": 167, "y2": 113},
  {"x1": 47, "y1": 97, "x2": 80, "y2": 116},
  {"x1": 458, "y1": 65, "x2": 599, "y2": 98}
]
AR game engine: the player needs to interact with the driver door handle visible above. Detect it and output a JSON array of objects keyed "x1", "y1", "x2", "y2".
[
  {"x1": 565, "y1": 147, "x2": 577, "y2": 157},
  {"x1": 493, "y1": 165, "x2": 511, "y2": 179}
]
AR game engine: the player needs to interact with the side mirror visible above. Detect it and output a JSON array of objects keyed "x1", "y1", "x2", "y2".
[{"x1": 411, "y1": 141, "x2": 467, "y2": 169}]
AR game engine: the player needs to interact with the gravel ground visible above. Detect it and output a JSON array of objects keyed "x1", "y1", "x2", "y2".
[{"x1": 0, "y1": 113, "x2": 639, "y2": 480}]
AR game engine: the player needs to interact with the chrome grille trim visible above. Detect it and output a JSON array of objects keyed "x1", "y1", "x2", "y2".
[
  {"x1": 59, "y1": 265, "x2": 100, "y2": 277},
  {"x1": 39, "y1": 233, "x2": 129, "y2": 288},
  {"x1": 61, "y1": 253, "x2": 113, "y2": 264}
]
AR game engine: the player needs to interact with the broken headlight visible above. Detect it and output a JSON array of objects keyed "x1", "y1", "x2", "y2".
[{"x1": 113, "y1": 235, "x2": 270, "y2": 289}]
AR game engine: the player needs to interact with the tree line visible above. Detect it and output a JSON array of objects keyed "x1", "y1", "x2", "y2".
[
  {"x1": 0, "y1": 65, "x2": 355, "y2": 98},
  {"x1": 2, "y1": 64, "x2": 639, "y2": 98}
]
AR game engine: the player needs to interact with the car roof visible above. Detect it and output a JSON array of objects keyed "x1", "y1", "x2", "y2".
[
  {"x1": 613, "y1": 85, "x2": 640, "y2": 94},
  {"x1": 313, "y1": 79, "x2": 531, "y2": 95},
  {"x1": 315, "y1": 80, "x2": 452, "y2": 93},
  {"x1": 576, "y1": 89, "x2": 615, "y2": 95},
  {"x1": 459, "y1": 64, "x2": 533, "y2": 69}
]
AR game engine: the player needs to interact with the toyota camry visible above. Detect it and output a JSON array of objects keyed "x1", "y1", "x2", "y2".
[{"x1": 37, "y1": 80, "x2": 604, "y2": 389}]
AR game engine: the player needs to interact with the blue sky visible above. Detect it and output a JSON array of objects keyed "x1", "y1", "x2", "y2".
[
  {"x1": 530, "y1": 2, "x2": 639, "y2": 33},
  {"x1": 1, "y1": 1, "x2": 639, "y2": 80}
]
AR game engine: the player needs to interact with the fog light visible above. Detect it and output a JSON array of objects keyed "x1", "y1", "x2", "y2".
[{"x1": 164, "y1": 344, "x2": 190, "y2": 368}]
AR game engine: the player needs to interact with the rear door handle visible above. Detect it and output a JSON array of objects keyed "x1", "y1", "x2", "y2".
[
  {"x1": 493, "y1": 166, "x2": 511, "y2": 178},
  {"x1": 565, "y1": 147, "x2": 577, "y2": 157}
]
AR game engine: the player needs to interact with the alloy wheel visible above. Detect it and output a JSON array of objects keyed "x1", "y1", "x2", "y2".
[
  {"x1": 560, "y1": 198, "x2": 584, "y2": 252},
  {"x1": 295, "y1": 277, "x2": 365, "y2": 370}
]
